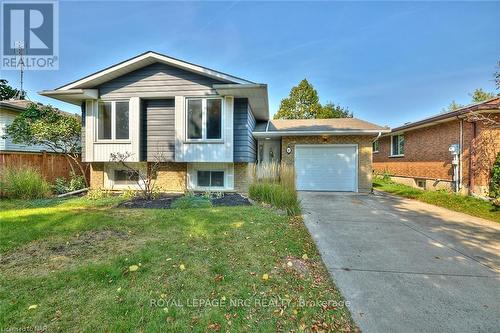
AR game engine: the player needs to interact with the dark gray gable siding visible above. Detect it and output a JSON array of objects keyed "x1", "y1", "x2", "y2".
[
  {"x1": 97, "y1": 62, "x2": 225, "y2": 99},
  {"x1": 233, "y1": 98, "x2": 257, "y2": 162},
  {"x1": 141, "y1": 99, "x2": 175, "y2": 161}
]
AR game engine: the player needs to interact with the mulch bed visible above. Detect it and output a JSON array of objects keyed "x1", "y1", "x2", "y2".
[{"x1": 118, "y1": 193, "x2": 251, "y2": 209}]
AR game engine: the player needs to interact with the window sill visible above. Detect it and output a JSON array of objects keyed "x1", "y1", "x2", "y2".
[
  {"x1": 389, "y1": 154, "x2": 404, "y2": 158},
  {"x1": 94, "y1": 140, "x2": 132, "y2": 144},
  {"x1": 373, "y1": 151, "x2": 379, "y2": 154},
  {"x1": 184, "y1": 139, "x2": 224, "y2": 144}
]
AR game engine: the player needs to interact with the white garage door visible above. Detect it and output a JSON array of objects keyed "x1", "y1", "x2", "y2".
[{"x1": 295, "y1": 145, "x2": 357, "y2": 192}]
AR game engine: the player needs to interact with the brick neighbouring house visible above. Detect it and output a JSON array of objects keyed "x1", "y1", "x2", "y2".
[{"x1": 373, "y1": 97, "x2": 500, "y2": 196}]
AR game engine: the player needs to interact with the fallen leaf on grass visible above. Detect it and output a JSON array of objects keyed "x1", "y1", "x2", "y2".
[
  {"x1": 129, "y1": 265, "x2": 139, "y2": 272},
  {"x1": 302, "y1": 254, "x2": 308, "y2": 260},
  {"x1": 262, "y1": 273, "x2": 269, "y2": 281},
  {"x1": 179, "y1": 264, "x2": 186, "y2": 271},
  {"x1": 28, "y1": 304, "x2": 38, "y2": 310}
]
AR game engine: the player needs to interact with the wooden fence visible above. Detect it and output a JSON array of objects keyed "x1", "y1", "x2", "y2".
[{"x1": 0, "y1": 151, "x2": 89, "y2": 184}]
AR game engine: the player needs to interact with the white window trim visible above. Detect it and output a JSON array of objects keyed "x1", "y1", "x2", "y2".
[
  {"x1": 390, "y1": 134, "x2": 404, "y2": 157},
  {"x1": 373, "y1": 140, "x2": 379, "y2": 154},
  {"x1": 196, "y1": 170, "x2": 226, "y2": 189},
  {"x1": 95, "y1": 100, "x2": 131, "y2": 143},
  {"x1": 185, "y1": 97, "x2": 224, "y2": 143}
]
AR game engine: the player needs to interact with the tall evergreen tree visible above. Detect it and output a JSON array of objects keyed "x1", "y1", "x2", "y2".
[{"x1": 274, "y1": 79, "x2": 352, "y2": 119}]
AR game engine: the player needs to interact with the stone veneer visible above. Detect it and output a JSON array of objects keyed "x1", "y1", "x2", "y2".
[{"x1": 280, "y1": 135, "x2": 374, "y2": 193}]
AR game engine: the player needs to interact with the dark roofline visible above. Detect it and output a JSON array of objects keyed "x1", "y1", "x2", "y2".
[
  {"x1": 0, "y1": 100, "x2": 78, "y2": 117},
  {"x1": 55, "y1": 50, "x2": 255, "y2": 90},
  {"x1": 391, "y1": 97, "x2": 500, "y2": 132}
]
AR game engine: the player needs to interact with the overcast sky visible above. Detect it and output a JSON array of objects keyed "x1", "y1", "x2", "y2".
[{"x1": 2, "y1": 1, "x2": 499, "y2": 127}]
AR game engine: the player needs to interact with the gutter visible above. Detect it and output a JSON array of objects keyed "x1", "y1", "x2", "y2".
[{"x1": 253, "y1": 129, "x2": 390, "y2": 138}]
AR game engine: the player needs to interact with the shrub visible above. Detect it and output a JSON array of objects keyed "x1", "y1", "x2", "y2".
[
  {"x1": 52, "y1": 177, "x2": 69, "y2": 195},
  {"x1": 489, "y1": 152, "x2": 500, "y2": 198},
  {"x1": 52, "y1": 172, "x2": 86, "y2": 195},
  {"x1": 86, "y1": 188, "x2": 112, "y2": 200},
  {"x1": 171, "y1": 193, "x2": 212, "y2": 209},
  {"x1": 0, "y1": 167, "x2": 51, "y2": 199},
  {"x1": 120, "y1": 188, "x2": 137, "y2": 199},
  {"x1": 249, "y1": 163, "x2": 300, "y2": 216},
  {"x1": 68, "y1": 172, "x2": 86, "y2": 192}
]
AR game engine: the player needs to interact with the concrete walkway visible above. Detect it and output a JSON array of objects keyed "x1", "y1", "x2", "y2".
[{"x1": 300, "y1": 191, "x2": 500, "y2": 333}]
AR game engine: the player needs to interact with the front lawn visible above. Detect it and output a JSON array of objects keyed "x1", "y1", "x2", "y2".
[
  {"x1": 0, "y1": 197, "x2": 354, "y2": 332},
  {"x1": 373, "y1": 178, "x2": 500, "y2": 223}
]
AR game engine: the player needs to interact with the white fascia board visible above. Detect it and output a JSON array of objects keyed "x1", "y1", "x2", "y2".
[
  {"x1": 252, "y1": 129, "x2": 390, "y2": 138},
  {"x1": 57, "y1": 52, "x2": 253, "y2": 91},
  {"x1": 38, "y1": 89, "x2": 99, "y2": 105}
]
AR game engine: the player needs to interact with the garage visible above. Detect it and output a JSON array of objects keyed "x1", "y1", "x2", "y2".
[{"x1": 295, "y1": 145, "x2": 358, "y2": 192}]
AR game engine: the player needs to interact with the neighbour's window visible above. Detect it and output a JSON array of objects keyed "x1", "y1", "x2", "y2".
[
  {"x1": 187, "y1": 98, "x2": 222, "y2": 140},
  {"x1": 97, "y1": 100, "x2": 130, "y2": 141},
  {"x1": 197, "y1": 171, "x2": 224, "y2": 187},
  {"x1": 372, "y1": 140, "x2": 380, "y2": 153},
  {"x1": 114, "y1": 169, "x2": 139, "y2": 183},
  {"x1": 391, "y1": 134, "x2": 404, "y2": 156}
]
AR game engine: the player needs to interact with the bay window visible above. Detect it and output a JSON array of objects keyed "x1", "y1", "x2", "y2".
[
  {"x1": 186, "y1": 98, "x2": 222, "y2": 140},
  {"x1": 97, "y1": 101, "x2": 130, "y2": 141}
]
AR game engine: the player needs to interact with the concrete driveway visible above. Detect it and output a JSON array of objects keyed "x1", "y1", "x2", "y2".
[{"x1": 300, "y1": 192, "x2": 500, "y2": 333}]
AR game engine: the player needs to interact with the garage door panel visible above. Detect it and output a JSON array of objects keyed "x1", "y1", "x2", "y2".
[{"x1": 295, "y1": 145, "x2": 357, "y2": 192}]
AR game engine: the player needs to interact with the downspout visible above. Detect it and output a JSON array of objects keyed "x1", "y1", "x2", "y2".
[
  {"x1": 373, "y1": 131, "x2": 382, "y2": 142},
  {"x1": 459, "y1": 119, "x2": 463, "y2": 192},
  {"x1": 469, "y1": 121, "x2": 477, "y2": 195}
]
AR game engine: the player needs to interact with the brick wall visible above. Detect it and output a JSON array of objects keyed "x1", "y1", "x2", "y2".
[
  {"x1": 281, "y1": 135, "x2": 373, "y2": 192},
  {"x1": 373, "y1": 114, "x2": 500, "y2": 195},
  {"x1": 154, "y1": 163, "x2": 187, "y2": 192},
  {"x1": 89, "y1": 162, "x2": 187, "y2": 192},
  {"x1": 234, "y1": 162, "x2": 253, "y2": 193},
  {"x1": 90, "y1": 163, "x2": 104, "y2": 189}
]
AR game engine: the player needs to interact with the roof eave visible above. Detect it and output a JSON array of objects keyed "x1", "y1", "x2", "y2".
[
  {"x1": 214, "y1": 83, "x2": 269, "y2": 121},
  {"x1": 253, "y1": 129, "x2": 390, "y2": 138},
  {"x1": 39, "y1": 89, "x2": 99, "y2": 105}
]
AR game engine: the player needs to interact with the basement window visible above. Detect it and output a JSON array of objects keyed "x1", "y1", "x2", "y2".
[
  {"x1": 114, "y1": 170, "x2": 139, "y2": 183},
  {"x1": 197, "y1": 171, "x2": 224, "y2": 187}
]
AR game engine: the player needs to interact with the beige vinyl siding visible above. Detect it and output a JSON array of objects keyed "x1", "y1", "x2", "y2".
[{"x1": 0, "y1": 109, "x2": 47, "y2": 152}]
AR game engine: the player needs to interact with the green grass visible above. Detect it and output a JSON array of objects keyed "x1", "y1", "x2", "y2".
[
  {"x1": 373, "y1": 177, "x2": 500, "y2": 223},
  {"x1": 0, "y1": 197, "x2": 354, "y2": 332}
]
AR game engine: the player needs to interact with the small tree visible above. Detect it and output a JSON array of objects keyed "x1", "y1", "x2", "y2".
[
  {"x1": 110, "y1": 151, "x2": 167, "y2": 200},
  {"x1": 5, "y1": 102, "x2": 88, "y2": 186},
  {"x1": 489, "y1": 153, "x2": 500, "y2": 199},
  {"x1": 0, "y1": 79, "x2": 25, "y2": 100}
]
